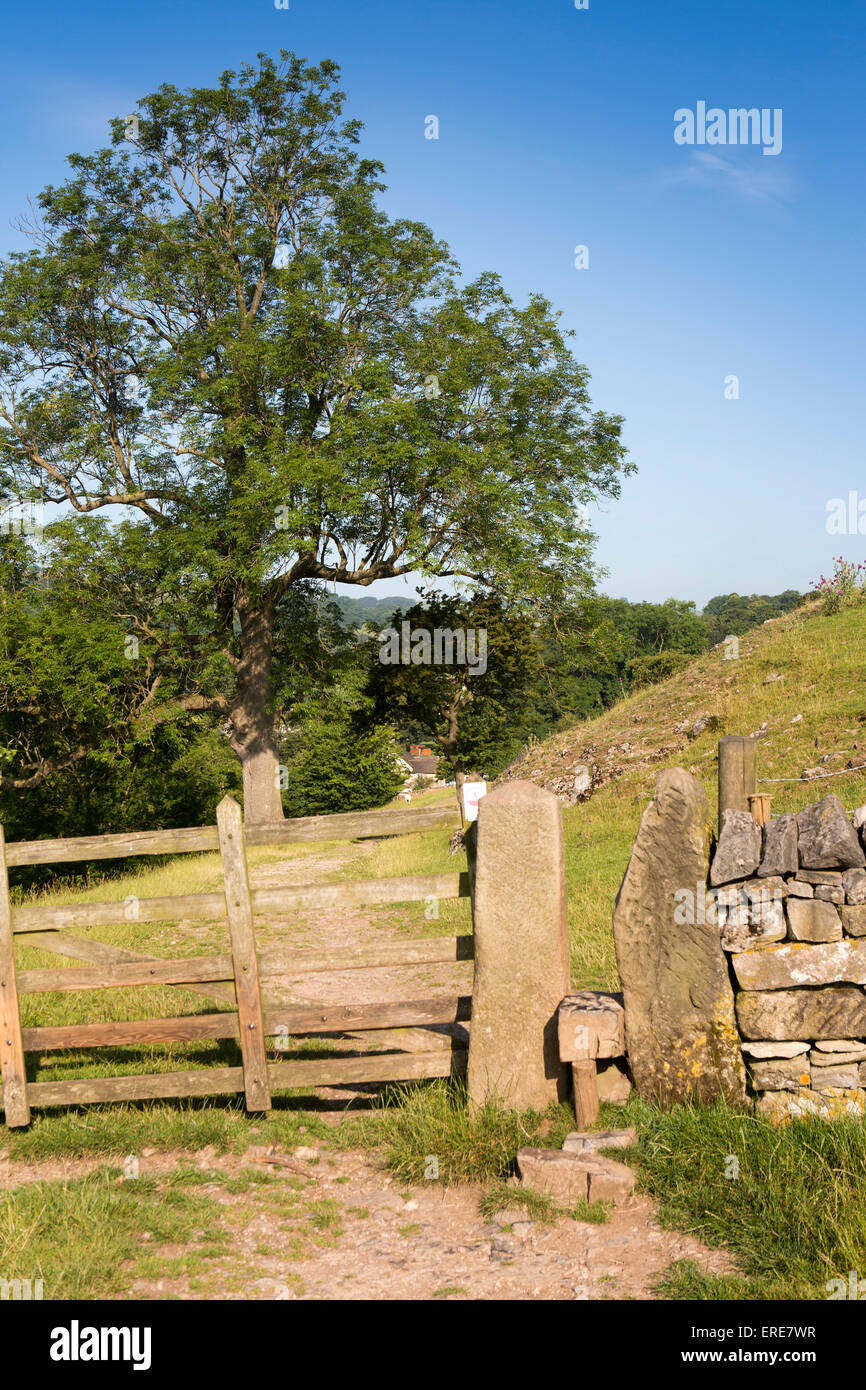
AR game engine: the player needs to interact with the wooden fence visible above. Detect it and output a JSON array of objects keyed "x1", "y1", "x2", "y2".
[{"x1": 0, "y1": 797, "x2": 473, "y2": 1128}]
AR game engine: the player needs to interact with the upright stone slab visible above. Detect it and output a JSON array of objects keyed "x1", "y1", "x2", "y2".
[
  {"x1": 467, "y1": 781, "x2": 570, "y2": 1111},
  {"x1": 797, "y1": 795, "x2": 865, "y2": 870},
  {"x1": 612, "y1": 768, "x2": 746, "y2": 1106},
  {"x1": 758, "y1": 814, "x2": 799, "y2": 877}
]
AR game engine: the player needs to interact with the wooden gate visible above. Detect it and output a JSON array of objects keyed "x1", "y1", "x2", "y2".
[{"x1": 0, "y1": 797, "x2": 472, "y2": 1127}]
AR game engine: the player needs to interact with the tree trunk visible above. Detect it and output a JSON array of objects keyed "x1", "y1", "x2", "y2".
[{"x1": 228, "y1": 599, "x2": 285, "y2": 824}]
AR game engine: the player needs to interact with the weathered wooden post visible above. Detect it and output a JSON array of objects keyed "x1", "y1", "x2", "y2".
[
  {"x1": 717, "y1": 736, "x2": 757, "y2": 829},
  {"x1": 0, "y1": 825, "x2": 29, "y2": 1128},
  {"x1": 467, "y1": 781, "x2": 570, "y2": 1111},
  {"x1": 217, "y1": 796, "x2": 271, "y2": 1114}
]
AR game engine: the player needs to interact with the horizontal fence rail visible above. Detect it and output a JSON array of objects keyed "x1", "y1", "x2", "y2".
[
  {"x1": 10, "y1": 873, "x2": 472, "y2": 935},
  {"x1": 21, "y1": 995, "x2": 473, "y2": 1053},
  {"x1": 5, "y1": 805, "x2": 459, "y2": 868},
  {"x1": 5, "y1": 1050, "x2": 469, "y2": 1114}
]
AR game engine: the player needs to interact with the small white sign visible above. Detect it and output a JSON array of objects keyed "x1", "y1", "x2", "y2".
[{"x1": 462, "y1": 781, "x2": 487, "y2": 822}]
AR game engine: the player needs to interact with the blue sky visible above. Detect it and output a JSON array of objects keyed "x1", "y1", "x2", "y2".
[{"x1": 1, "y1": 0, "x2": 863, "y2": 608}]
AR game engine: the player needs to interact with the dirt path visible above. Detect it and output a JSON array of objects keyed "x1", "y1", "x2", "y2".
[{"x1": 0, "y1": 1141, "x2": 736, "y2": 1301}]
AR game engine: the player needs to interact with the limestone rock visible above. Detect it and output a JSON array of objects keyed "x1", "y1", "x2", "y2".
[
  {"x1": 709, "y1": 809, "x2": 763, "y2": 886},
  {"x1": 612, "y1": 768, "x2": 745, "y2": 1105},
  {"x1": 843, "y1": 869, "x2": 866, "y2": 905},
  {"x1": 813, "y1": 1039, "x2": 866, "y2": 1054},
  {"x1": 796, "y1": 795, "x2": 865, "y2": 870},
  {"x1": 733, "y1": 939, "x2": 866, "y2": 990},
  {"x1": 748, "y1": 1057, "x2": 811, "y2": 1091},
  {"x1": 595, "y1": 1059, "x2": 632, "y2": 1105},
  {"x1": 737, "y1": 987, "x2": 866, "y2": 1041},
  {"x1": 812, "y1": 1065, "x2": 860, "y2": 1091},
  {"x1": 757, "y1": 814, "x2": 798, "y2": 877},
  {"x1": 741, "y1": 1040, "x2": 810, "y2": 1058},
  {"x1": 562, "y1": 1128, "x2": 637, "y2": 1154},
  {"x1": 785, "y1": 898, "x2": 842, "y2": 943},
  {"x1": 815, "y1": 884, "x2": 845, "y2": 904},
  {"x1": 743, "y1": 875, "x2": 786, "y2": 900},
  {"x1": 785, "y1": 879, "x2": 813, "y2": 899},
  {"x1": 757, "y1": 1087, "x2": 866, "y2": 1124},
  {"x1": 516, "y1": 1147, "x2": 635, "y2": 1206},
  {"x1": 797, "y1": 870, "x2": 843, "y2": 886},
  {"x1": 721, "y1": 912, "x2": 786, "y2": 953},
  {"x1": 842, "y1": 905, "x2": 866, "y2": 937},
  {"x1": 811, "y1": 1046, "x2": 866, "y2": 1065},
  {"x1": 585, "y1": 1156, "x2": 637, "y2": 1205}
]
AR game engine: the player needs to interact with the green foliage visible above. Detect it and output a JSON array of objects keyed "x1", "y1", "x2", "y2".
[
  {"x1": 627, "y1": 650, "x2": 692, "y2": 689},
  {"x1": 282, "y1": 719, "x2": 404, "y2": 817},
  {"x1": 367, "y1": 592, "x2": 545, "y2": 776},
  {"x1": 702, "y1": 589, "x2": 804, "y2": 643}
]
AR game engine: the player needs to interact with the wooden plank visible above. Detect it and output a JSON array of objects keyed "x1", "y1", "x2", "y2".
[
  {"x1": 23, "y1": 1066, "x2": 246, "y2": 1107},
  {"x1": 12, "y1": 893, "x2": 226, "y2": 934},
  {"x1": 0, "y1": 827, "x2": 29, "y2": 1126},
  {"x1": 259, "y1": 933, "x2": 474, "y2": 982},
  {"x1": 5, "y1": 806, "x2": 459, "y2": 867},
  {"x1": 11, "y1": 873, "x2": 471, "y2": 935},
  {"x1": 268, "y1": 1048, "x2": 467, "y2": 1089},
  {"x1": 15, "y1": 931, "x2": 237, "y2": 1007},
  {"x1": 20, "y1": 995, "x2": 472, "y2": 1052},
  {"x1": 572, "y1": 1060, "x2": 600, "y2": 1128},
  {"x1": 250, "y1": 873, "x2": 470, "y2": 916},
  {"x1": 217, "y1": 796, "x2": 270, "y2": 1113},
  {"x1": 301, "y1": 995, "x2": 471, "y2": 1033},
  {"x1": 17, "y1": 954, "x2": 233, "y2": 995},
  {"x1": 16, "y1": 1049, "x2": 467, "y2": 1109},
  {"x1": 22, "y1": 1013, "x2": 238, "y2": 1051},
  {"x1": 345, "y1": 1026, "x2": 458, "y2": 1053}
]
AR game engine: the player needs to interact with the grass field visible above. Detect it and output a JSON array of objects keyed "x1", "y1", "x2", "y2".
[{"x1": 4, "y1": 597, "x2": 866, "y2": 1299}]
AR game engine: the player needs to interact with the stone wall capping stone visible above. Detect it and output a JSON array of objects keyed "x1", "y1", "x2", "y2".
[
  {"x1": 709, "y1": 809, "x2": 763, "y2": 887},
  {"x1": 757, "y1": 814, "x2": 798, "y2": 878},
  {"x1": 797, "y1": 795, "x2": 865, "y2": 871}
]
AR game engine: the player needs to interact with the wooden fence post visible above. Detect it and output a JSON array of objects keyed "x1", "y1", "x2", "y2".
[
  {"x1": 717, "y1": 736, "x2": 757, "y2": 829},
  {"x1": 216, "y1": 797, "x2": 271, "y2": 1113},
  {"x1": 0, "y1": 826, "x2": 29, "y2": 1127},
  {"x1": 467, "y1": 781, "x2": 570, "y2": 1111}
]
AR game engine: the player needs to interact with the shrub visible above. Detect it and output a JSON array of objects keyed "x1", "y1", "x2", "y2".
[{"x1": 282, "y1": 721, "x2": 404, "y2": 817}]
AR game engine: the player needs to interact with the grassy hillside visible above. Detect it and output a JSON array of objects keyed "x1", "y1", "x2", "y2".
[{"x1": 520, "y1": 599, "x2": 866, "y2": 989}]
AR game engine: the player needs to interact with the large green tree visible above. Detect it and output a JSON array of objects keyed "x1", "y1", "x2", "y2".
[{"x1": 0, "y1": 52, "x2": 630, "y2": 822}]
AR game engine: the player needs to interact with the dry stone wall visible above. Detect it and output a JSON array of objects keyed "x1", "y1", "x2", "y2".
[{"x1": 710, "y1": 793, "x2": 866, "y2": 1120}]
